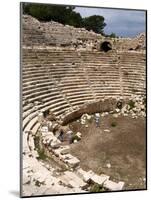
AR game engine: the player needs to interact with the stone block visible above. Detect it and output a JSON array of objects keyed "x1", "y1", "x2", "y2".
[
  {"x1": 115, "y1": 108, "x2": 120, "y2": 113},
  {"x1": 103, "y1": 180, "x2": 125, "y2": 191},
  {"x1": 50, "y1": 138, "x2": 61, "y2": 148},
  {"x1": 82, "y1": 170, "x2": 94, "y2": 182},
  {"x1": 48, "y1": 121, "x2": 53, "y2": 131},
  {"x1": 63, "y1": 171, "x2": 87, "y2": 189},
  {"x1": 104, "y1": 129, "x2": 110, "y2": 133},
  {"x1": 53, "y1": 145, "x2": 70, "y2": 156},
  {"x1": 42, "y1": 134, "x2": 54, "y2": 145},
  {"x1": 91, "y1": 174, "x2": 110, "y2": 185},
  {"x1": 66, "y1": 130, "x2": 73, "y2": 135},
  {"x1": 42, "y1": 131, "x2": 53, "y2": 137},
  {"x1": 81, "y1": 119, "x2": 86, "y2": 125},
  {"x1": 76, "y1": 168, "x2": 87, "y2": 179},
  {"x1": 41, "y1": 126, "x2": 48, "y2": 133},
  {"x1": 106, "y1": 163, "x2": 111, "y2": 168},
  {"x1": 113, "y1": 113, "x2": 118, "y2": 118},
  {"x1": 52, "y1": 123, "x2": 59, "y2": 131},
  {"x1": 38, "y1": 112, "x2": 44, "y2": 123},
  {"x1": 60, "y1": 154, "x2": 80, "y2": 168},
  {"x1": 76, "y1": 132, "x2": 82, "y2": 138}
]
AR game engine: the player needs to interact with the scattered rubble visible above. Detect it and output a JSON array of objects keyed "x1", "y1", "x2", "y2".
[
  {"x1": 98, "y1": 95, "x2": 146, "y2": 119},
  {"x1": 106, "y1": 163, "x2": 111, "y2": 168},
  {"x1": 104, "y1": 129, "x2": 111, "y2": 133},
  {"x1": 80, "y1": 113, "x2": 92, "y2": 125}
]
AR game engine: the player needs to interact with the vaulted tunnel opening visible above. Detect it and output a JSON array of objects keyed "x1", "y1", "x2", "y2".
[{"x1": 100, "y1": 41, "x2": 112, "y2": 52}]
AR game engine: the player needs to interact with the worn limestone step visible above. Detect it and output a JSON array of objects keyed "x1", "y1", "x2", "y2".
[
  {"x1": 23, "y1": 88, "x2": 61, "y2": 100},
  {"x1": 59, "y1": 171, "x2": 87, "y2": 189},
  {"x1": 103, "y1": 180, "x2": 125, "y2": 191},
  {"x1": 23, "y1": 98, "x2": 69, "y2": 119},
  {"x1": 23, "y1": 116, "x2": 38, "y2": 132},
  {"x1": 23, "y1": 100, "x2": 70, "y2": 126},
  {"x1": 23, "y1": 85, "x2": 55, "y2": 96},
  {"x1": 23, "y1": 75, "x2": 50, "y2": 83},
  {"x1": 23, "y1": 81, "x2": 54, "y2": 92}
]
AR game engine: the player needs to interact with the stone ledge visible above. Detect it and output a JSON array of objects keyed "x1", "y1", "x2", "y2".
[{"x1": 103, "y1": 180, "x2": 125, "y2": 191}]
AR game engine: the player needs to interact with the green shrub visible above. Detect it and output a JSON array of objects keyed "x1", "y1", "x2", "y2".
[
  {"x1": 90, "y1": 183, "x2": 106, "y2": 192},
  {"x1": 90, "y1": 183, "x2": 101, "y2": 193},
  {"x1": 111, "y1": 122, "x2": 117, "y2": 127},
  {"x1": 72, "y1": 134, "x2": 81, "y2": 142},
  {"x1": 37, "y1": 148, "x2": 47, "y2": 160},
  {"x1": 34, "y1": 135, "x2": 40, "y2": 149},
  {"x1": 34, "y1": 134, "x2": 47, "y2": 160},
  {"x1": 128, "y1": 100, "x2": 135, "y2": 110},
  {"x1": 35, "y1": 180, "x2": 45, "y2": 187},
  {"x1": 35, "y1": 180, "x2": 41, "y2": 187}
]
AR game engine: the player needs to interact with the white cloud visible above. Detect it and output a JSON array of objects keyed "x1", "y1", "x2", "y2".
[{"x1": 75, "y1": 7, "x2": 146, "y2": 37}]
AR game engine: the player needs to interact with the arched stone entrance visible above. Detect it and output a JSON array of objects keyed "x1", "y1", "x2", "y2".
[{"x1": 100, "y1": 41, "x2": 112, "y2": 52}]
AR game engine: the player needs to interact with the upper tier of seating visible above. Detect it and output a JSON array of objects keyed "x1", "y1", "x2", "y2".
[{"x1": 22, "y1": 15, "x2": 100, "y2": 48}]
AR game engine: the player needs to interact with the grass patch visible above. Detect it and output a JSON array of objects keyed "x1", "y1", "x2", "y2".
[
  {"x1": 90, "y1": 183, "x2": 106, "y2": 193},
  {"x1": 111, "y1": 122, "x2": 117, "y2": 127},
  {"x1": 37, "y1": 148, "x2": 47, "y2": 161},
  {"x1": 34, "y1": 135, "x2": 40, "y2": 149},
  {"x1": 128, "y1": 100, "x2": 135, "y2": 110},
  {"x1": 34, "y1": 135, "x2": 47, "y2": 161},
  {"x1": 35, "y1": 180, "x2": 45, "y2": 187},
  {"x1": 72, "y1": 134, "x2": 81, "y2": 143}
]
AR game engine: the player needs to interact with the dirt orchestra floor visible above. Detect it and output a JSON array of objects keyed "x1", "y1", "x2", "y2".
[{"x1": 69, "y1": 115, "x2": 146, "y2": 190}]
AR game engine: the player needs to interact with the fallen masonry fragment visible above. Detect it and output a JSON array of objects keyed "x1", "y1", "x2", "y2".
[{"x1": 103, "y1": 180, "x2": 125, "y2": 191}]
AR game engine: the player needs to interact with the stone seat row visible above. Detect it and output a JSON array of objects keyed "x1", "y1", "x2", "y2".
[
  {"x1": 22, "y1": 66, "x2": 120, "y2": 74},
  {"x1": 22, "y1": 85, "x2": 120, "y2": 106},
  {"x1": 22, "y1": 80, "x2": 121, "y2": 99},
  {"x1": 22, "y1": 85, "x2": 143, "y2": 120},
  {"x1": 22, "y1": 48, "x2": 145, "y2": 129},
  {"x1": 22, "y1": 91, "x2": 122, "y2": 127}
]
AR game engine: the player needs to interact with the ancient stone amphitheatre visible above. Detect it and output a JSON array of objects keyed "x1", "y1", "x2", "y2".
[{"x1": 21, "y1": 15, "x2": 146, "y2": 196}]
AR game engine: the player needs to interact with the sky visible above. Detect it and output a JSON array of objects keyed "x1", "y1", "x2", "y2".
[{"x1": 75, "y1": 7, "x2": 146, "y2": 37}]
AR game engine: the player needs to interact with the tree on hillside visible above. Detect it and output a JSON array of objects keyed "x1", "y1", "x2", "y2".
[
  {"x1": 83, "y1": 15, "x2": 106, "y2": 34},
  {"x1": 22, "y1": 3, "x2": 107, "y2": 34},
  {"x1": 105, "y1": 32, "x2": 118, "y2": 38},
  {"x1": 66, "y1": 12, "x2": 83, "y2": 27},
  {"x1": 22, "y1": 3, "x2": 82, "y2": 27}
]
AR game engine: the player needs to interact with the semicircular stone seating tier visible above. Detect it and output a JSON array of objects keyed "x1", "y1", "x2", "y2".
[
  {"x1": 22, "y1": 15, "x2": 146, "y2": 195},
  {"x1": 22, "y1": 48, "x2": 145, "y2": 128},
  {"x1": 22, "y1": 47, "x2": 145, "y2": 195}
]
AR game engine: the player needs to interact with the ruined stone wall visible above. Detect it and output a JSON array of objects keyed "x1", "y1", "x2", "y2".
[
  {"x1": 111, "y1": 33, "x2": 146, "y2": 51},
  {"x1": 22, "y1": 15, "x2": 146, "y2": 52},
  {"x1": 99, "y1": 32, "x2": 146, "y2": 52},
  {"x1": 61, "y1": 98, "x2": 118, "y2": 125},
  {"x1": 22, "y1": 15, "x2": 101, "y2": 50}
]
